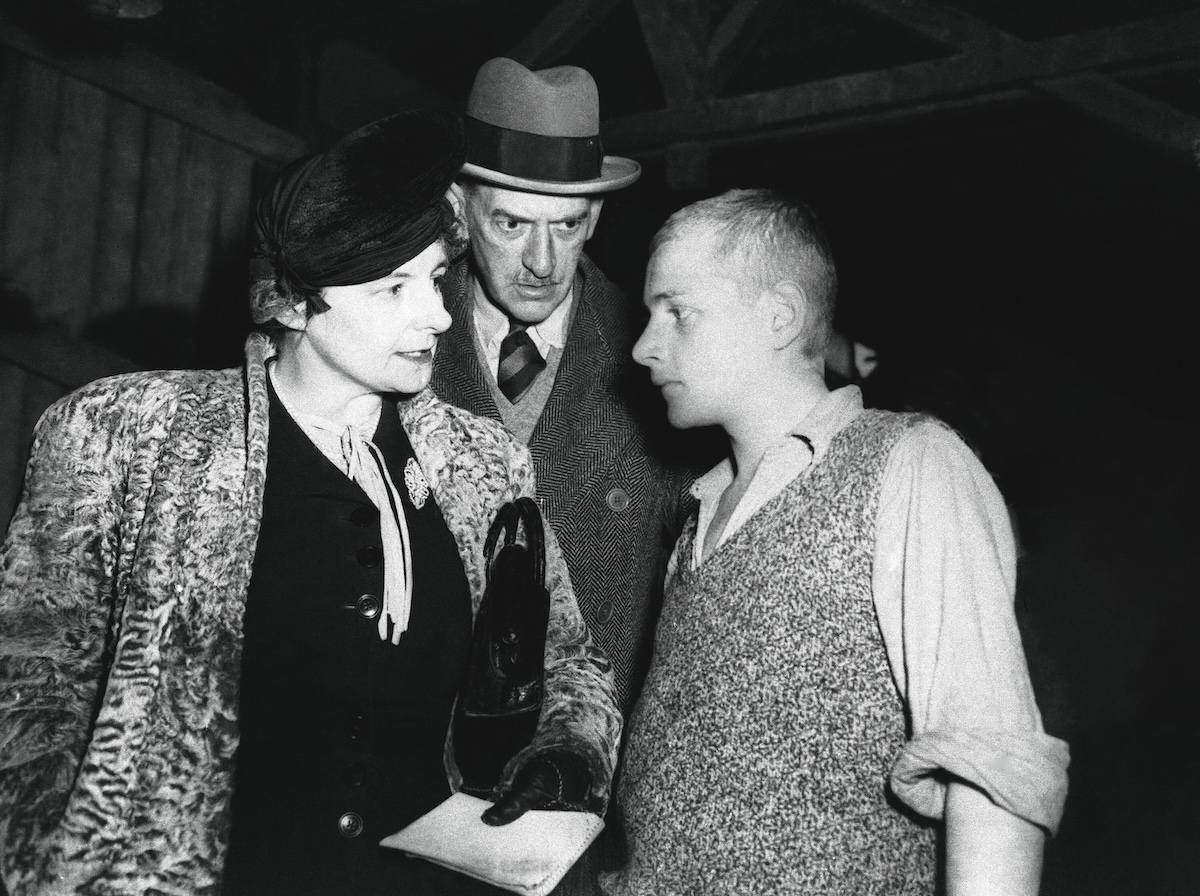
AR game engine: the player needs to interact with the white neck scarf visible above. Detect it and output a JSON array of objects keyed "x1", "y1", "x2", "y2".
[{"x1": 270, "y1": 373, "x2": 413, "y2": 644}]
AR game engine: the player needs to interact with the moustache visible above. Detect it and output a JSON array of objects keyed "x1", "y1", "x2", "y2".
[{"x1": 513, "y1": 278, "x2": 561, "y2": 288}]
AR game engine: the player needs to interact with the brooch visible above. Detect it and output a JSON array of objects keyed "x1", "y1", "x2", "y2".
[{"x1": 404, "y1": 457, "x2": 429, "y2": 509}]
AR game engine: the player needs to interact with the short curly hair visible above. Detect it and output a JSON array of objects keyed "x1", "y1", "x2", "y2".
[
  {"x1": 248, "y1": 213, "x2": 467, "y2": 337},
  {"x1": 247, "y1": 108, "x2": 469, "y2": 336}
]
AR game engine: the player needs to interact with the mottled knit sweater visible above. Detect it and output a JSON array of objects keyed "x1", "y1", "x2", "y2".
[
  {"x1": 0, "y1": 334, "x2": 621, "y2": 896},
  {"x1": 605, "y1": 410, "x2": 938, "y2": 895}
]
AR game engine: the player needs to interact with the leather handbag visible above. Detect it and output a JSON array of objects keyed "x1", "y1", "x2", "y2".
[{"x1": 453, "y1": 496, "x2": 551, "y2": 795}]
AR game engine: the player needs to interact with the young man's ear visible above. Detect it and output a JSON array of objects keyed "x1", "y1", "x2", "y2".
[
  {"x1": 273, "y1": 301, "x2": 309, "y2": 333},
  {"x1": 585, "y1": 198, "x2": 605, "y2": 239},
  {"x1": 764, "y1": 280, "x2": 809, "y2": 351}
]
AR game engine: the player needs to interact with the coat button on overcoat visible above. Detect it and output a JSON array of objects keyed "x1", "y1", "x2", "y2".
[
  {"x1": 356, "y1": 593, "x2": 381, "y2": 619},
  {"x1": 606, "y1": 487, "x2": 630, "y2": 512},
  {"x1": 337, "y1": 812, "x2": 364, "y2": 837}
]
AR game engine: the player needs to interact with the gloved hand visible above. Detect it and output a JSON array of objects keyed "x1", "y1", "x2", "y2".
[{"x1": 481, "y1": 749, "x2": 593, "y2": 826}]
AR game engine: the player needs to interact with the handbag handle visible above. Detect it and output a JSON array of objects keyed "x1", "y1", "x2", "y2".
[{"x1": 482, "y1": 496, "x2": 545, "y2": 589}]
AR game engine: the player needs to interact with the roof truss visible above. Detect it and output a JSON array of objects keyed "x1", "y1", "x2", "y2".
[{"x1": 609, "y1": 1, "x2": 1200, "y2": 185}]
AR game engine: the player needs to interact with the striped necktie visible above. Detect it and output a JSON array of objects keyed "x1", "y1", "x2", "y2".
[{"x1": 497, "y1": 321, "x2": 546, "y2": 403}]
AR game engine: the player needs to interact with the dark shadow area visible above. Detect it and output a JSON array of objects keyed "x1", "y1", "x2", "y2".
[{"x1": 82, "y1": 305, "x2": 196, "y2": 370}]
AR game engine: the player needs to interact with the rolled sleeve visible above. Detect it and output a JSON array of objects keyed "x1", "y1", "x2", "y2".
[{"x1": 872, "y1": 421, "x2": 1070, "y2": 833}]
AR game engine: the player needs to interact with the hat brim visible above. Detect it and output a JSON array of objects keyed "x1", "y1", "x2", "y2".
[{"x1": 459, "y1": 155, "x2": 641, "y2": 195}]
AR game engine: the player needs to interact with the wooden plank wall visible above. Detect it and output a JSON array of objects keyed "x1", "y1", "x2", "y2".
[
  {"x1": 0, "y1": 48, "x2": 268, "y2": 328},
  {"x1": 0, "y1": 38, "x2": 301, "y2": 531}
]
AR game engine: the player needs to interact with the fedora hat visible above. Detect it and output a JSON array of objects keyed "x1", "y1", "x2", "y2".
[{"x1": 460, "y1": 57, "x2": 640, "y2": 195}]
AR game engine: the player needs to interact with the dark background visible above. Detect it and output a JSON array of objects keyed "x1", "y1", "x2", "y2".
[{"x1": 2, "y1": 0, "x2": 1199, "y2": 892}]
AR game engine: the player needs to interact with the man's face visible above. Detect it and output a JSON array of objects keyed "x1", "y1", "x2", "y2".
[
  {"x1": 463, "y1": 184, "x2": 602, "y2": 324},
  {"x1": 633, "y1": 231, "x2": 765, "y2": 431}
]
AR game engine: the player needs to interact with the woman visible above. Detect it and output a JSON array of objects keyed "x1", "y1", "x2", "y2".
[{"x1": 0, "y1": 109, "x2": 621, "y2": 896}]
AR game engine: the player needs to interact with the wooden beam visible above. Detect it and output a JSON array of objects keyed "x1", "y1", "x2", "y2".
[
  {"x1": 708, "y1": 0, "x2": 787, "y2": 93},
  {"x1": 626, "y1": 86, "x2": 1030, "y2": 159},
  {"x1": 1038, "y1": 72, "x2": 1200, "y2": 159},
  {"x1": 603, "y1": 10, "x2": 1200, "y2": 150},
  {"x1": 847, "y1": 0, "x2": 1200, "y2": 160},
  {"x1": 508, "y1": 0, "x2": 624, "y2": 68},
  {"x1": 631, "y1": 0, "x2": 709, "y2": 107},
  {"x1": 0, "y1": 15, "x2": 306, "y2": 166},
  {"x1": 847, "y1": 0, "x2": 1018, "y2": 52}
]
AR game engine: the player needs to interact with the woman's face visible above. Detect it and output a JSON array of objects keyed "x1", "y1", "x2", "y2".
[{"x1": 281, "y1": 240, "x2": 452, "y2": 403}]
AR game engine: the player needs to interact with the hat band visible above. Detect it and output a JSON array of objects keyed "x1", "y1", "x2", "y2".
[{"x1": 465, "y1": 117, "x2": 602, "y2": 183}]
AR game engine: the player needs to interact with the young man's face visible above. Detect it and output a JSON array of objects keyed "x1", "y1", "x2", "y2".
[
  {"x1": 463, "y1": 184, "x2": 603, "y2": 324},
  {"x1": 633, "y1": 231, "x2": 765, "y2": 431}
]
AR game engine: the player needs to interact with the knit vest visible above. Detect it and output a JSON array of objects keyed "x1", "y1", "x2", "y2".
[{"x1": 609, "y1": 410, "x2": 937, "y2": 896}]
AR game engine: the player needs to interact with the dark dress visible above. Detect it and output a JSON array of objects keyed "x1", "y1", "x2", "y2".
[{"x1": 222, "y1": 383, "x2": 505, "y2": 895}]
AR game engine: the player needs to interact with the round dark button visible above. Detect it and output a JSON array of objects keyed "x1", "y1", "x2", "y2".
[
  {"x1": 595, "y1": 599, "x2": 616, "y2": 625},
  {"x1": 349, "y1": 506, "x2": 375, "y2": 527},
  {"x1": 355, "y1": 594, "x2": 381, "y2": 619},
  {"x1": 357, "y1": 545, "x2": 382, "y2": 568},
  {"x1": 346, "y1": 715, "x2": 369, "y2": 739},
  {"x1": 343, "y1": 762, "x2": 367, "y2": 787},
  {"x1": 606, "y1": 487, "x2": 630, "y2": 512},
  {"x1": 337, "y1": 812, "x2": 364, "y2": 838}
]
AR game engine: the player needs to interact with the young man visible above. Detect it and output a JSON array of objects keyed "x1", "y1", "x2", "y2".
[
  {"x1": 433, "y1": 58, "x2": 697, "y2": 719},
  {"x1": 602, "y1": 189, "x2": 1069, "y2": 895}
]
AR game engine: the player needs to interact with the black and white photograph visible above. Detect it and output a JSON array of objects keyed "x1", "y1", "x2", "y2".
[{"x1": 1, "y1": 1, "x2": 1197, "y2": 894}]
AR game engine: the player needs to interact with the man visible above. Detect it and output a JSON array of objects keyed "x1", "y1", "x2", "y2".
[
  {"x1": 433, "y1": 58, "x2": 695, "y2": 717},
  {"x1": 601, "y1": 189, "x2": 1069, "y2": 894}
]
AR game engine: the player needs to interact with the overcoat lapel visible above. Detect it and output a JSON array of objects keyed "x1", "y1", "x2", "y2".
[
  {"x1": 432, "y1": 256, "x2": 642, "y2": 526},
  {"x1": 529, "y1": 261, "x2": 642, "y2": 526}
]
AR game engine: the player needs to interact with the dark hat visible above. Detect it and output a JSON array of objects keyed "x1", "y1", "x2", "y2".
[
  {"x1": 460, "y1": 57, "x2": 640, "y2": 195},
  {"x1": 252, "y1": 107, "x2": 466, "y2": 294}
]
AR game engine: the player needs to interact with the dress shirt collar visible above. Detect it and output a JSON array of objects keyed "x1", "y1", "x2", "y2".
[
  {"x1": 472, "y1": 276, "x2": 573, "y2": 361},
  {"x1": 690, "y1": 385, "x2": 866, "y2": 503},
  {"x1": 686, "y1": 385, "x2": 865, "y2": 570}
]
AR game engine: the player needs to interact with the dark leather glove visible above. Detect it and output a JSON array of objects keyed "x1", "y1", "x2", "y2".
[{"x1": 481, "y1": 749, "x2": 593, "y2": 826}]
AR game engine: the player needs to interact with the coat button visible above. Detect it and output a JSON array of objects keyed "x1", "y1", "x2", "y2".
[
  {"x1": 350, "y1": 506, "x2": 375, "y2": 527},
  {"x1": 347, "y1": 715, "x2": 369, "y2": 739},
  {"x1": 606, "y1": 487, "x2": 630, "y2": 512},
  {"x1": 595, "y1": 599, "x2": 615, "y2": 625},
  {"x1": 357, "y1": 545, "x2": 382, "y2": 568},
  {"x1": 356, "y1": 594, "x2": 381, "y2": 619},
  {"x1": 337, "y1": 812, "x2": 364, "y2": 838}
]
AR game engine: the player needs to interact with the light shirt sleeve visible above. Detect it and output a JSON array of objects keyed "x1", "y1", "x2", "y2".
[{"x1": 872, "y1": 421, "x2": 1070, "y2": 834}]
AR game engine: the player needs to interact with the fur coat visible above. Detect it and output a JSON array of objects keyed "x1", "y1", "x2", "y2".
[{"x1": 0, "y1": 333, "x2": 621, "y2": 896}]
